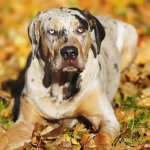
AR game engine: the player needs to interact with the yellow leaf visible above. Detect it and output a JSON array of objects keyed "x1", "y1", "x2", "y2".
[
  {"x1": 71, "y1": 138, "x2": 78, "y2": 145},
  {"x1": 18, "y1": 56, "x2": 26, "y2": 69}
]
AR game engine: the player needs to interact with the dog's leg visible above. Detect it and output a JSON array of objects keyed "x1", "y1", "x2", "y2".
[
  {"x1": 90, "y1": 98, "x2": 120, "y2": 150},
  {"x1": 88, "y1": 97, "x2": 119, "y2": 150},
  {"x1": 0, "y1": 98, "x2": 45, "y2": 150},
  {"x1": 0, "y1": 121, "x2": 34, "y2": 150},
  {"x1": 93, "y1": 101, "x2": 120, "y2": 150},
  {"x1": 0, "y1": 130, "x2": 9, "y2": 150},
  {"x1": 76, "y1": 87, "x2": 120, "y2": 149}
]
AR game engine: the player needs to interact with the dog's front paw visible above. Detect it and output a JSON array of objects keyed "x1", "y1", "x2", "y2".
[
  {"x1": 0, "y1": 132, "x2": 8, "y2": 150},
  {"x1": 94, "y1": 132, "x2": 112, "y2": 150},
  {"x1": 83, "y1": 132, "x2": 112, "y2": 150}
]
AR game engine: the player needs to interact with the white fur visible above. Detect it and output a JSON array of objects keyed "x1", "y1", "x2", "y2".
[
  {"x1": 116, "y1": 21, "x2": 126, "y2": 52},
  {"x1": 24, "y1": 11, "x2": 138, "y2": 125},
  {"x1": 23, "y1": 8, "x2": 138, "y2": 140}
]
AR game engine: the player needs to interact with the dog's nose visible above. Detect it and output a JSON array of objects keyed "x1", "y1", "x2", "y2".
[{"x1": 60, "y1": 46, "x2": 78, "y2": 60}]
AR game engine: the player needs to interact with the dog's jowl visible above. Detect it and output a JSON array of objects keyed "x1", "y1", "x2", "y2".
[{"x1": 0, "y1": 8, "x2": 138, "y2": 149}]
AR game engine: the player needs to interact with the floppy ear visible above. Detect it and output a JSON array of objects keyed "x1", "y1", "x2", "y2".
[
  {"x1": 78, "y1": 9, "x2": 105, "y2": 55},
  {"x1": 28, "y1": 11, "x2": 43, "y2": 56},
  {"x1": 92, "y1": 16, "x2": 105, "y2": 54}
]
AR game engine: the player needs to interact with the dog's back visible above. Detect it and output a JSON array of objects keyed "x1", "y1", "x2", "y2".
[{"x1": 95, "y1": 16, "x2": 138, "y2": 101}]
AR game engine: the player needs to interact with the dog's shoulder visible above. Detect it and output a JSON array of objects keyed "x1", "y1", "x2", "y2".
[{"x1": 97, "y1": 16, "x2": 137, "y2": 52}]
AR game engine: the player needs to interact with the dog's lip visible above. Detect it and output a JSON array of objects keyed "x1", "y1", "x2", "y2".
[
  {"x1": 62, "y1": 59, "x2": 79, "y2": 72},
  {"x1": 62, "y1": 66, "x2": 78, "y2": 72}
]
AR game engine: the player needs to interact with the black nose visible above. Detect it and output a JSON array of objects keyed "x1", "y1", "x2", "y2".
[{"x1": 60, "y1": 46, "x2": 78, "y2": 60}]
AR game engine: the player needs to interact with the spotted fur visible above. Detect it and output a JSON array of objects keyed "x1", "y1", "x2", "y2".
[{"x1": 0, "y1": 8, "x2": 138, "y2": 149}]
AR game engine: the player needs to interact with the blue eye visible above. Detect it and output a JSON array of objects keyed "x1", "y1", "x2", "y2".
[{"x1": 47, "y1": 29, "x2": 58, "y2": 35}]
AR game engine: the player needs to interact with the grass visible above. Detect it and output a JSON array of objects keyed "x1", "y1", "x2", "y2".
[
  {"x1": 113, "y1": 95, "x2": 150, "y2": 148},
  {"x1": 0, "y1": 99, "x2": 14, "y2": 130}
]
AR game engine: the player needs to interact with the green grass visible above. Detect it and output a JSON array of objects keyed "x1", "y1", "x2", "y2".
[
  {"x1": 113, "y1": 95, "x2": 150, "y2": 147},
  {"x1": 0, "y1": 99, "x2": 14, "y2": 129}
]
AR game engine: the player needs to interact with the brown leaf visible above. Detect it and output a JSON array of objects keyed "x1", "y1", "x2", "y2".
[
  {"x1": 40, "y1": 124, "x2": 55, "y2": 136},
  {"x1": 81, "y1": 133, "x2": 91, "y2": 145},
  {"x1": 42, "y1": 125, "x2": 64, "y2": 139},
  {"x1": 121, "y1": 128, "x2": 132, "y2": 138},
  {"x1": 33, "y1": 123, "x2": 45, "y2": 134}
]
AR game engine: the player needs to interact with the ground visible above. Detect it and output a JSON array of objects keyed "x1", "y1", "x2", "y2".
[{"x1": 0, "y1": 0, "x2": 150, "y2": 149}]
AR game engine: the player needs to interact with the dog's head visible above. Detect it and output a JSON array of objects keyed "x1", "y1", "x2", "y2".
[{"x1": 28, "y1": 8, "x2": 105, "y2": 72}]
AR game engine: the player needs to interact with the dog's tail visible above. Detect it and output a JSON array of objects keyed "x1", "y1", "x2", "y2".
[{"x1": 116, "y1": 22, "x2": 138, "y2": 71}]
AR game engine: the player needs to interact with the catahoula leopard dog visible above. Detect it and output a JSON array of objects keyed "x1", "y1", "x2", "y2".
[{"x1": 0, "y1": 7, "x2": 138, "y2": 149}]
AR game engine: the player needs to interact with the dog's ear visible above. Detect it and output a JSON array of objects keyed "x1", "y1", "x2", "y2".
[
  {"x1": 71, "y1": 8, "x2": 105, "y2": 55},
  {"x1": 82, "y1": 10, "x2": 105, "y2": 55},
  {"x1": 92, "y1": 16, "x2": 105, "y2": 55},
  {"x1": 28, "y1": 11, "x2": 43, "y2": 56}
]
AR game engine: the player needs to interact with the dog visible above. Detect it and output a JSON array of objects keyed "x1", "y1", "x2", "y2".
[{"x1": 0, "y1": 7, "x2": 138, "y2": 149}]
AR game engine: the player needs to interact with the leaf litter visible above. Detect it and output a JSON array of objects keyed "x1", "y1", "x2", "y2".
[
  {"x1": 0, "y1": 42, "x2": 149, "y2": 149},
  {"x1": 0, "y1": 0, "x2": 150, "y2": 149}
]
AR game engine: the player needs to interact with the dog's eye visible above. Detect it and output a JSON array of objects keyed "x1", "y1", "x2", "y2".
[
  {"x1": 47, "y1": 29, "x2": 58, "y2": 36},
  {"x1": 77, "y1": 27, "x2": 86, "y2": 34}
]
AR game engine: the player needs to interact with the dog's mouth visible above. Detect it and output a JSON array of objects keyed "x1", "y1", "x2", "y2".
[
  {"x1": 63, "y1": 66, "x2": 77, "y2": 72},
  {"x1": 62, "y1": 60, "x2": 79, "y2": 72}
]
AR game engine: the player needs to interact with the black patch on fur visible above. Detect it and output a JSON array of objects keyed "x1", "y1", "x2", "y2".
[
  {"x1": 98, "y1": 61, "x2": 102, "y2": 70},
  {"x1": 43, "y1": 62, "x2": 52, "y2": 88},
  {"x1": 70, "y1": 72, "x2": 80, "y2": 95},
  {"x1": 58, "y1": 28, "x2": 67, "y2": 38},
  {"x1": 63, "y1": 72, "x2": 81, "y2": 99},
  {"x1": 77, "y1": 116, "x2": 96, "y2": 132},
  {"x1": 64, "y1": 36, "x2": 68, "y2": 43},
  {"x1": 74, "y1": 14, "x2": 88, "y2": 30},
  {"x1": 92, "y1": 16, "x2": 105, "y2": 54},
  {"x1": 69, "y1": 7, "x2": 81, "y2": 11},
  {"x1": 39, "y1": 43, "x2": 52, "y2": 88},
  {"x1": 61, "y1": 72, "x2": 81, "y2": 99},
  {"x1": 91, "y1": 43, "x2": 97, "y2": 58},
  {"x1": 114, "y1": 63, "x2": 119, "y2": 72},
  {"x1": 69, "y1": 8, "x2": 105, "y2": 54},
  {"x1": 58, "y1": 28, "x2": 68, "y2": 43},
  {"x1": 35, "y1": 50, "x2": 40, "y2": 59},
  {"x1": 31, "y1": 23, "x2": 38, "y2": 45}
]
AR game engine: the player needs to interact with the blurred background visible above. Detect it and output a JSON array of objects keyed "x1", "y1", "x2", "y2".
[
  {"x1": 0, "y1": 0, "x2": 150, "y2": 85},
  {"x1": 0, "y1": 1, "x2": 150, "y2": 148}
]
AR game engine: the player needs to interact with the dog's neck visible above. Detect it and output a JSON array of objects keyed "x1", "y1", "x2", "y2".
[
  {"x1": 50, "y1": 71, "x2": 80, "y2": 100},
  {"x1": 42, "y1": 63, "x2": 80, "y2": 100},
  {"x1": 51, "y1": 71, "x2": 75, "y2": 85}
]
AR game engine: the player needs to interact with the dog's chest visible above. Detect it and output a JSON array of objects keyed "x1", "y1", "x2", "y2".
[
  {"x1": 24, "y1": 62, "x2": 79, "y2": 118},
  {"x1": 25, "y1": 81, "x2": 74, "y2": 119},
  {"x1": 50, "y1": 82, "x2": 71, "y2": 101}
]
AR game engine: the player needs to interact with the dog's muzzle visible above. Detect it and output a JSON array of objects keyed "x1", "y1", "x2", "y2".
[{"x1": 60, "y1": 46, "x2": 79, "y2": 72}]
